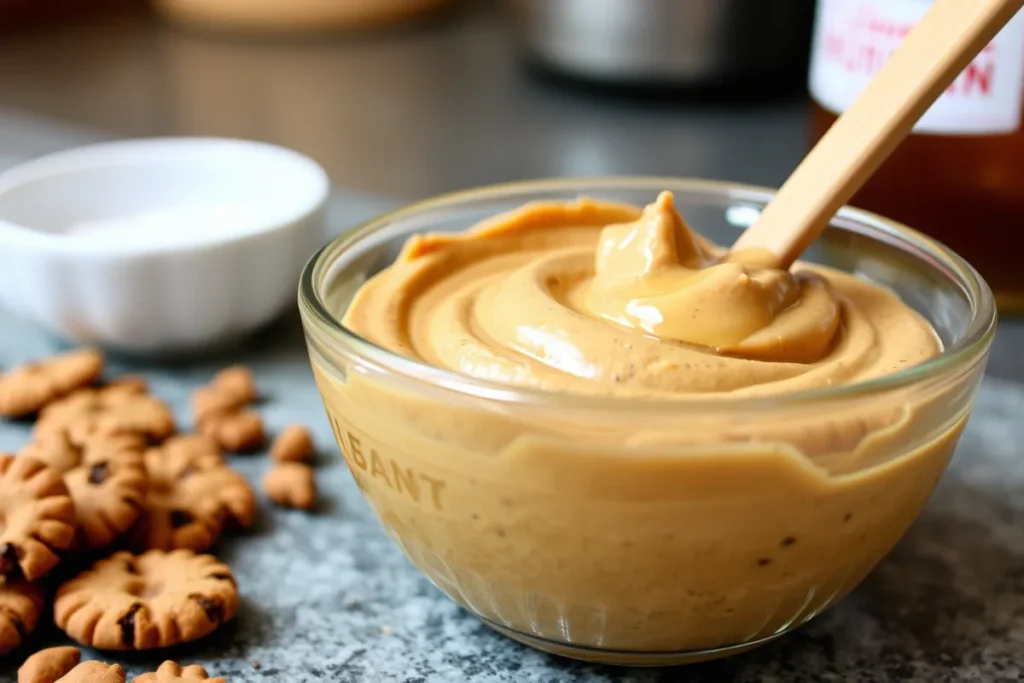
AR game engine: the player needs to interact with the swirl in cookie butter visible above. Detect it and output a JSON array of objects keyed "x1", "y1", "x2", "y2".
[{"x1": 343, "y1": 192, "x2": 939, "y2": 397}]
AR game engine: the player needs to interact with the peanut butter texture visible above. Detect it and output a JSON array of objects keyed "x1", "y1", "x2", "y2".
[
  {"x1": 343, "y1": 191, "x2": 938, "y2": 396},
  {"x1": 316, "y1": 193, "x2": 967, "y2": 658}
]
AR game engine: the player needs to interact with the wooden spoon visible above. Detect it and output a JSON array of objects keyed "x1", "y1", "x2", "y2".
[{"x1": 731, "y1": 0, "x2": 1024, "y2": 269}]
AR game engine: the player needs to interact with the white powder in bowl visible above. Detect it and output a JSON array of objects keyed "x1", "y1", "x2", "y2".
[{"x1": 63, "y1": 203, "x2": 266, "y2": 246}]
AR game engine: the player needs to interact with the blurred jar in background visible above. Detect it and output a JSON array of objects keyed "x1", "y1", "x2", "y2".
[
  {"x1": 808, "y1": 0, "x2": 1024, "y2": 312},
  {"x1": 153, "y1": 0, "x2": 453, "y2": 33}
]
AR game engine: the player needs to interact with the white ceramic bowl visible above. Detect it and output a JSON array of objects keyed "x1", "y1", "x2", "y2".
[{"x1": 0, "y1": 138, "x2": 329, "y2": 355}]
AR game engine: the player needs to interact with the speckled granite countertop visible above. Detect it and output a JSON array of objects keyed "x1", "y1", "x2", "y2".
[{"x1": 1, "y1": 305, "x2": 1023, "y2": 683}]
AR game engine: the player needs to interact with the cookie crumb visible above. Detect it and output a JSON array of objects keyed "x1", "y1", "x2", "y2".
[
  {"x1": 270, "y1": 425, "x2": 314, "y2": 463},
  {"x1": 17, "y1": 646, "x2": 81, "y2": 683},
  {"x1": 263, "y1": 462, "x2": 316, "y2": 510},
  {"x1": 251, "y1": 661, "x2": 261, "y2": 670}
]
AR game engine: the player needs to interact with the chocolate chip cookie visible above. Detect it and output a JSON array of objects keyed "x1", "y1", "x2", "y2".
[
  {"x1": 0, "y1": 454, "x2": 76, "y2": 582},
  {"x1": 21, "y1": 434, "x2": 147, "y2": 551},
  {"x1": 134, "y1": 436, "x2": 255, "y2": 552},
  {"x1": 0, "y1": 581, "x2": 44, "y2": 656},
  {"x1": 54, "y1": 550, "x2": 239, "y2": 651}
]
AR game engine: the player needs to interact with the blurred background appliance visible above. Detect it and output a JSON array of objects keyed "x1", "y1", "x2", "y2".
[{"x1": 508, "y1": 0, "x2": 816, "y2": 91}]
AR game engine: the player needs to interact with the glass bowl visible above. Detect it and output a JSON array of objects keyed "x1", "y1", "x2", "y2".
[{"x1": 298, "y1": 178, "x2": 995, "y2": 666}]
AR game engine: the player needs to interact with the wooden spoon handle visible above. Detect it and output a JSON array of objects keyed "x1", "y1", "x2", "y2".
[{"x1": 733, "y1": 0, "x2": 1024, "y2": 268}]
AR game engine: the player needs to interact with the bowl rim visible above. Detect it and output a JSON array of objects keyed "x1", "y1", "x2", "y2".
[
  {"x1": 0, "y1": 136, "x2": 330, "y2": 258},
  {"x1": 299, "y1": 176, "x2": 997, "y2": 414}
]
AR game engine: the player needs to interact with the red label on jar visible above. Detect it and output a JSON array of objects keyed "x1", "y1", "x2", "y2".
[{"x1": 809, "y1": 0, "x2": 1024, "y2": 134}]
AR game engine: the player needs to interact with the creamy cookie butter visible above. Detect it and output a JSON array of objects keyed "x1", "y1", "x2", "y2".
[
  {"x1": 311, "y1": 192, "x2": 970, "y2": 661},
  {"x1": 343, "y1": 191, "x2": 939, "y2": 397}
]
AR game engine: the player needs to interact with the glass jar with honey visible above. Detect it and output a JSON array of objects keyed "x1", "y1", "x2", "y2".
[{"x1": 808, "y1": 0, "x2": 1024, "y2": 311}]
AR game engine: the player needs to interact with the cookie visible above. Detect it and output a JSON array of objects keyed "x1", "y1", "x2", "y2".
[
  {"x1": 51, "y1": 661, "x2": 125, "y2": 683},
  {"x1": 190, "y1": 366, "x2": 258, "y2": 427},
  {"x1": 211, "y1": 366, "x2": 258, "y2": 405},
  {"x1": 263, "y1": 462, "x2": 316, "y2": 510},
  {"x1": 270, "y1": 425, "x2": 314, "y2": 463},
  {"x1": 199, "y1": 410, "x2": 264, "y2": 453},
  {"x1": 0, "y1": 581, "x2": 44, "y2": 657},
  {"x1": 134, "y1": 436, "x2": 254, "y2": 551},
  {"x1": 21, "y1": 434, "x2": 148, "y2": 550},
  {"x1": 54, "y1": 550, "x2": 239, "y2": 651},
  {"x1": 0, "y1": 350, "x2": 104, "y2": 418},
  {"x1": 17, "y1": 646, "x2": 81, "y2": 683},
  {"x1": 34, "y1": 387, "x2": 175, "y2": 445},
  {"x1": 134, "y1": 661, "x2": 228, "y2": 683},
  {"x1": 190, "y1": 389, "x2": 245, "y2": 426},
  {"x1": 0, "y1": 454, "x2": 77, "y2": 582}
]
